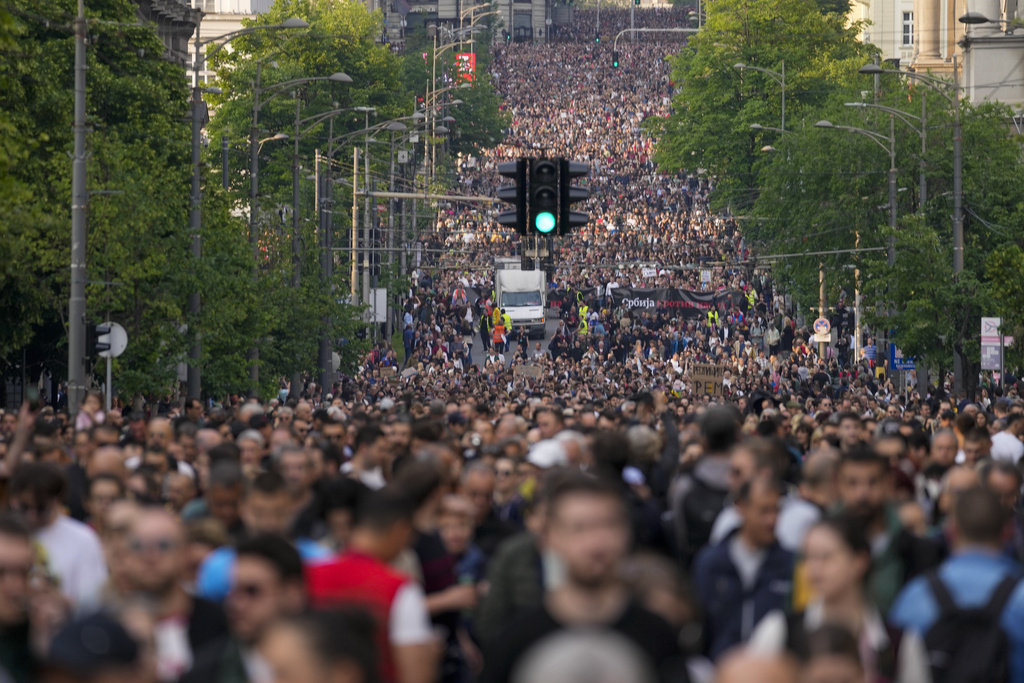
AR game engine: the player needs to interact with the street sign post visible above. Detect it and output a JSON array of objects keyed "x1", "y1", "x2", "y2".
[{"x1": 98, "y1": 322, "x2": 128, "y2": 412}]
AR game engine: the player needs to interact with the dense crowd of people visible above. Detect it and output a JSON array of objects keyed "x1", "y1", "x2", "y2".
[{"x1": 3, "y1": 7, "x2": 1024, "y2": 683}]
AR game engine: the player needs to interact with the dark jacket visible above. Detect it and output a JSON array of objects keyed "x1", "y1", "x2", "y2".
[
  {"x1": 475, "y1": 532, "x2": 543, "y2": 646},
  {"x1": 693, "y1": 531, "x2": 794, "y2": 661}
]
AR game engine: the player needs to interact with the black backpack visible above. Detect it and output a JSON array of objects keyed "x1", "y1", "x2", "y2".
[
  {"x1": 923, "y1": 571, "x2": 1020, "y2": 683},
  {"x1": 682, "y1": 476, "x2": 729, "y2": 559}
]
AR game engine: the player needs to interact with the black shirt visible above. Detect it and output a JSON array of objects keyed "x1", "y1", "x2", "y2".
[{"x1": 483, "y1": 599, "x2": 685, "y2": 683}]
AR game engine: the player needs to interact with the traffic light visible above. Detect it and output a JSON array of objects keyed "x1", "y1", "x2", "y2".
[
  {"x1": 634, "y1": 0, "x2": 640, "y2": 5},
  {"x1": 558, "y1": 158, "x2": 589, "y2": 235},
  {"x1": 496, "y1": 159, "x2": 527, "y2": 234},
  {"x1": 595, "y1": 32, "x2": 600, "y2": 43},
  {"x1": 504, "y1": 30, "x2": 511, "y2": 42},
  {"x1": 612, "y1": 50, "x2": 619, "y2": 68},
  {"x1": 86, "y1": 323, "x2": 111, "y2": 360},
  {"x1": 529, "y1": 158, "x2": 559, "y2": 235}
]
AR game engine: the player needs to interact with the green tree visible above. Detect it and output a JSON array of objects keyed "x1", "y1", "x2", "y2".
[
  {"x1": 207, "y1": 0, "x2": 404, "y2": 387},
  {"x1": 0, "y1": 0, "x2": 203, "y2": 400},
  {"x1": 654, "y1": 0, "x2": 874, "y2": 212}
]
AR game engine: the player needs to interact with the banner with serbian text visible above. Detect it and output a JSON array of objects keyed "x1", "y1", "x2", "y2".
[{"x1": 610, "y1": 287, "x2": 742, "y2": 318}]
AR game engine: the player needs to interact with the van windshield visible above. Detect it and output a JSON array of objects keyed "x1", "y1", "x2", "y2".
[{"x1": 502, "y1": 290, "x2": 543, "y2": 307}]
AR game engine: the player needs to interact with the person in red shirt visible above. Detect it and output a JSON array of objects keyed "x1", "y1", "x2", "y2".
[{"x1": 307, "y1": 487, "x2": 439, "y2": 683}]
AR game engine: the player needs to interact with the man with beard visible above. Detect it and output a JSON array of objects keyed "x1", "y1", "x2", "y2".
[
  {"x1": 124, "y1": 507, "x2": 228, "y2": 681},
  {"x1": 836, "y1": 447, "x2": 942, "y2": 614},
  {"x1": 483, "y1": 473, "x2": 682, "y2": 683},
  {"x1": 184, "y1": 535, "x2": 305, "y2": 683}
]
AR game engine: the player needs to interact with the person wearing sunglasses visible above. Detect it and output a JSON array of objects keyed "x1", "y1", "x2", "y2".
[
  {"x1": 0, "y1": 515, "x2": 43, "y2": 683},
  {"x1": 124, "y1": 507, "x2": 228, "y2": 682},
  {"x1": 184, "y1": 535, "x2": 306, "y2": 683}
]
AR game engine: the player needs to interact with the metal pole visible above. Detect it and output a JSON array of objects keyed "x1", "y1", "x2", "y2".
[
  {"x1": 187, "y1": 16, "x2": 203, "y2": 401},
  {"x1": 630, "y1": 1, "x2": 634, "y2": 42},
  {"x1": 387, "y1": 132, "x2": 396, "y2": 341},
  {"x1": 780, "y1": 60, "x2": 785, "y2": 131},
  {"x1": 854, "y1": 231, "x2": 862, "y2": 363},
  {"x1": 888, "y1": 115, "x2": 897, "y2": 267},
  {"x1": 873, "y1": 54, "x2": 880, "y2": 104},
  {"x1": 105, "y1": 356, "x2": 111, "y2": 413},
  {"x1": 919, "y1": 94, "x2": 927, "y2": 209},
  {"x1": 363, "y1": 145, "x2": 371, "y2": 314},
  {"x1": 68, "y1": 0, "x2": 88, "y2": 415},
  {"x1": 292, "y1": 96, "x2": 301, "y2": 288},
  {"x1": 222, "y1": 135, "x2": 229, "y2": 190},
  {"x1": 247, "y1": 70, "x2": 261, "y2": 394},
  {"x1": 818, "y1": 263, "x2": 826, "y2": 362},
  {"x1": 317, "y1": 149, "x2": 331, "y2": 391},
  {"x1": 952, "y1": 55, "x2": 964, "y2": 275},
  {"x1": 351, "y1": 147, "x2": 359, "y2": 302}
]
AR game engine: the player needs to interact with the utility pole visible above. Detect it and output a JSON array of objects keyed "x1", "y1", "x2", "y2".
[
  {"x1": 818, "y1": 263, "x2": 826, "y2": 361},
  {"x1": 316, "y1": 150, "x2": 331, "y2": 392},
  {"x1": 351, "y1": 147, "x2": 359, "y2": 303},
  {"x1": 292, "y1": 95, "x2": 302, "y2": 288},
  {"x1": 387, "y1": 131, "x2": 396, "y2": 340},
  {"x1": 187, "y1": 14, "x2": 204, "y2": 402},
  {"x1": 68, "y1": 0, "x2": 88, "y2": 415},
  {"x1": 873, "y1": 54, "x2": 881, "y2": 103},
  {"x1": 952, "y1": 54, "x2": 964, "y2": 275},
  {"x1": 363, "y1": 138, "x2": 371, "y2": 312},
  {"x1": 221, "y1": 135, "x2": 229, "y2": 190}
]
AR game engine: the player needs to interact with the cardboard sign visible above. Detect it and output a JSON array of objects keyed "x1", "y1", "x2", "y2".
[
  {"x1": 691, "y1": 364, "x2": 725, "y2": 397},
  {"x1": 381, "y1": 367, "x2": 396, "y2": 378},
  {"x1": 513, "y1": 365, "x2": 543, "y2": 379}
]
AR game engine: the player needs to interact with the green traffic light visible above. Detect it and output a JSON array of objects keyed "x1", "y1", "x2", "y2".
[{"x1": 535, "y1": 212, "x2": 556, "y2": 233}]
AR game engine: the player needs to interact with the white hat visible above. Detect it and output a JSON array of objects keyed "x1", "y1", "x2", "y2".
[
  {"x1": 527, "y1": 440, "x2": 568, "y2": 469},
  {"x1": 379, "y1": 397, "x2": 395, "y2": 411}
]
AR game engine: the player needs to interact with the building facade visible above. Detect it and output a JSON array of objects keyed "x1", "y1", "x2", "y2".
[{"x1": 848, "y1": 0, "x2": 916, "y2": 65}]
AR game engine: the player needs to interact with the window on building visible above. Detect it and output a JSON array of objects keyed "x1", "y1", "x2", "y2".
[{"x1": 903, "y1": 12, "x2": 914, "y2": 46}]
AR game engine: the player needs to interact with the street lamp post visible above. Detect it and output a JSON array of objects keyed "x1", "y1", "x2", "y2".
[
  {"x1": 845, "y1": 99, "x2": 927, "y2": 209},
  {"x1": 815, "y1": 118, "x2": 898, "y2": 265},
  {"x1": 858, "y1": 61, "x2": 962, "y2": 274},
  {"x1": 187, "y1": 14, "x2": 307, "y2": 401},
  {"x1": 735, "y1": 61, "x2": 785, "y2": 131}
]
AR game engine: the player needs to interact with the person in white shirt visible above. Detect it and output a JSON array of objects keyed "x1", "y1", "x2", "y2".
[
  {"x1": 9, "y1": 462, "x2": 108, "y2": 612},
  {"x1": 990, "y1": 414, "x2": 1024, "y2": 465}
]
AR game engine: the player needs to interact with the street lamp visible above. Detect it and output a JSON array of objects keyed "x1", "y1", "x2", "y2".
[
  {"x1": 959, "y1": 11, "x2": 1017, "y2": 32},
  {"x1": 289, "y1": 97, "x2": 358, "y2": 289},
  {"x1": 857, "y1": 61, "x2": 963, "y2": 274},
  {"x1": 749, "y1": 123, "x2": 786, "y2": 134},
  {"x1": 815, "y1": 118, "x2": 898, "y2": 266},
  {"x1": 251, "y1": 72, "x2": 351, "y2": 257},
  {"x1": 187, "y1": 15, "x2": 307, "y2": 401},
  {"x1": 845, "y1": 101, "x2": 927, "y2": 208},
  {"x1": 735, "y1": 61, "x2": 786, "y2": 131}
]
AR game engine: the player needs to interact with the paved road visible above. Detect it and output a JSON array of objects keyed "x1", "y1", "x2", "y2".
[{"x1": 467, "y1": 314, "x2": 563, "y2": 366}]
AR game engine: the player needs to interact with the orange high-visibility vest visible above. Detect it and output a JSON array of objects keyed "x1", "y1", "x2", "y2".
[{"x1": 492, "y1": 324, "x2": 506, "y2": 344}]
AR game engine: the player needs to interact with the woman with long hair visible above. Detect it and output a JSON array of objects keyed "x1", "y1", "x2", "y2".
[{"x1": 747, "y1": 513, "x2": 929, "y2": 683}]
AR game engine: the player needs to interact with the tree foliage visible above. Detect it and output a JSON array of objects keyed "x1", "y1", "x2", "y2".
[{"x1": 655, "y1": 0, "x2": 874, "y2": 212}]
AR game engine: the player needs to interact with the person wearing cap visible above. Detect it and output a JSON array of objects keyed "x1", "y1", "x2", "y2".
[{"x1": 46, "y1": 612, "x2": 142, "y2": 683}]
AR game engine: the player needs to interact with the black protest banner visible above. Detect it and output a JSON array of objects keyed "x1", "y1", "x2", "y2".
[{"x1": 610, "y1": 287, "x2": 738, "y2": 318}]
